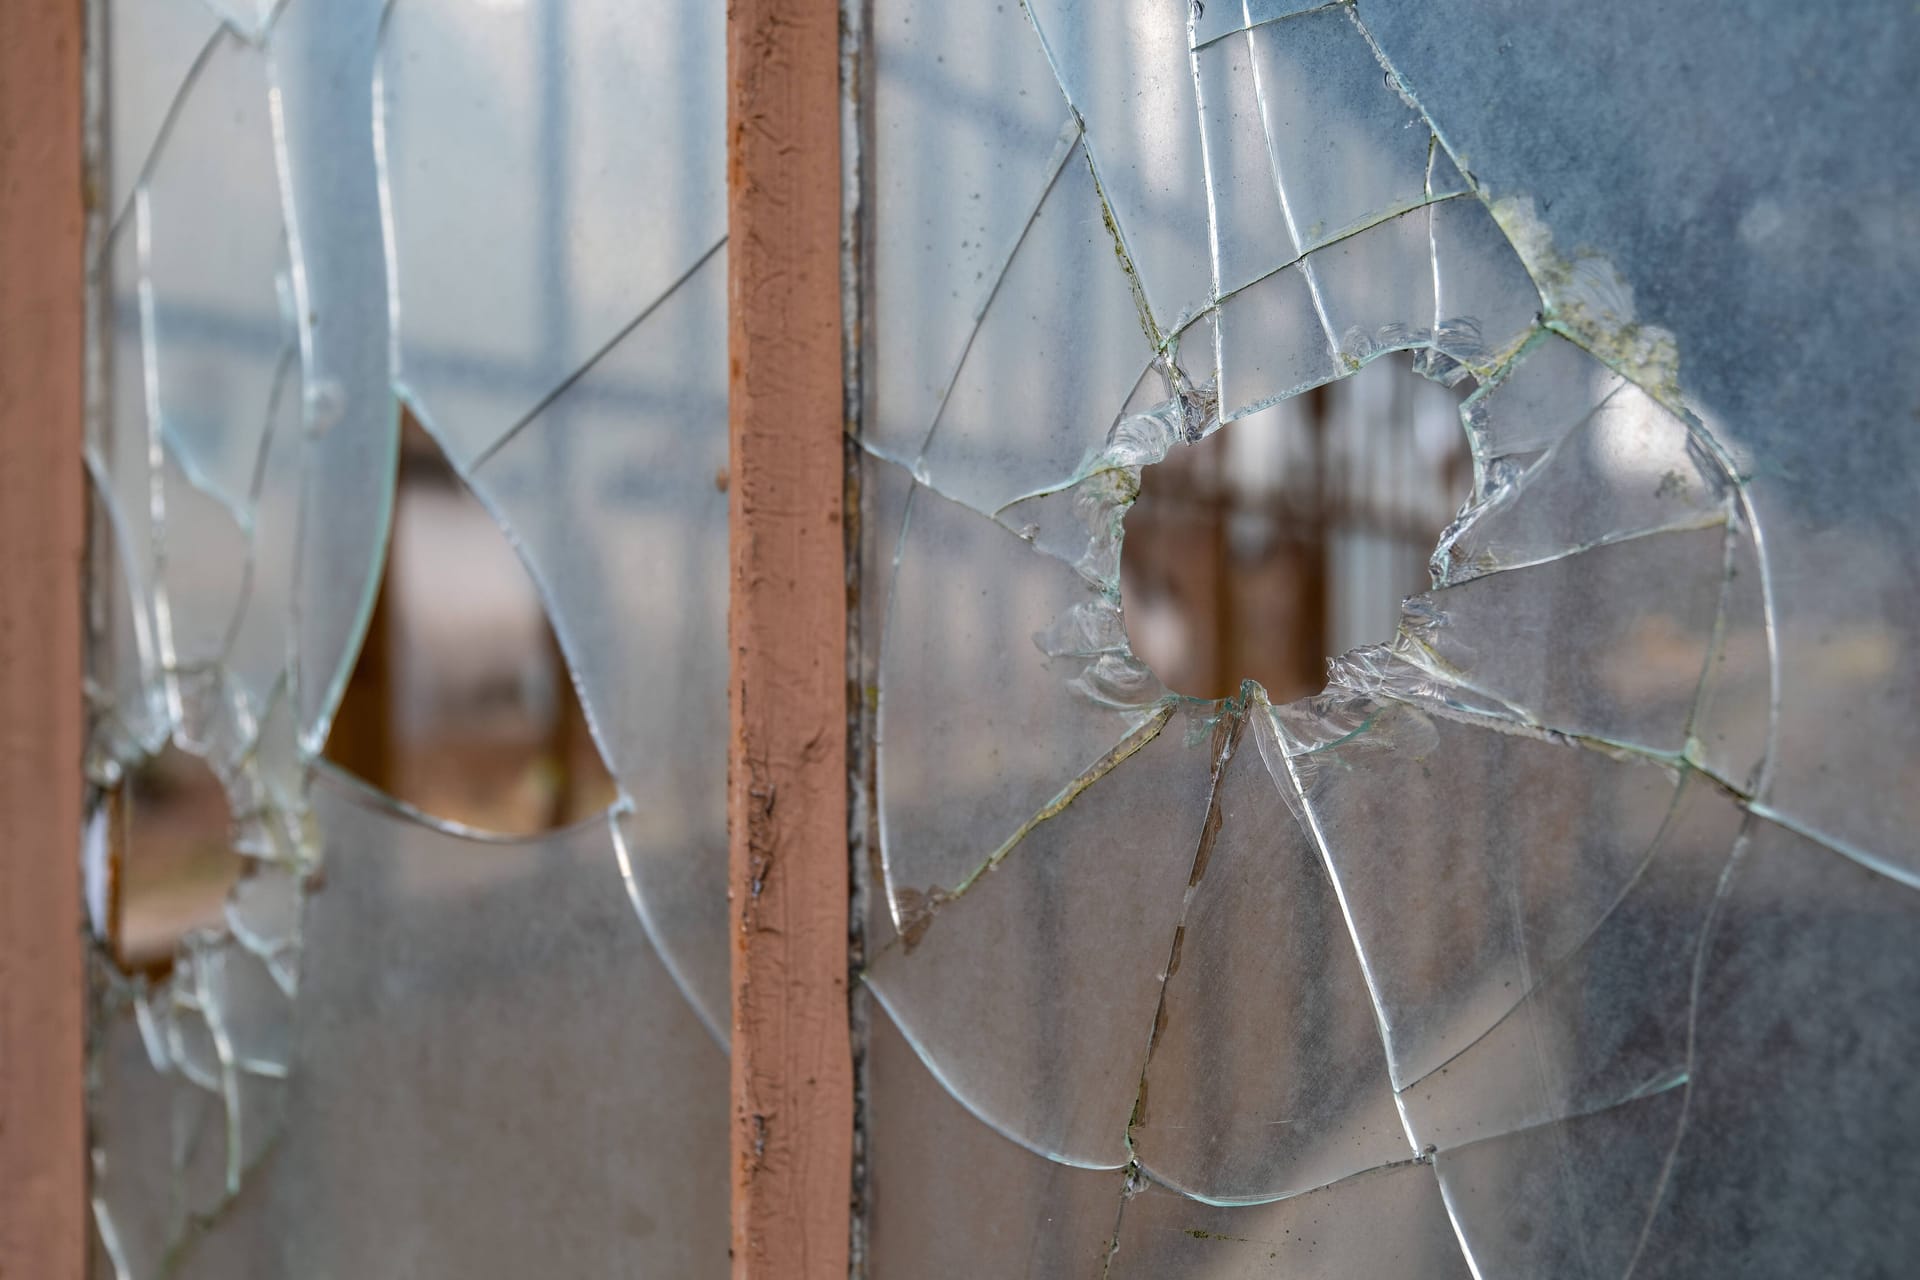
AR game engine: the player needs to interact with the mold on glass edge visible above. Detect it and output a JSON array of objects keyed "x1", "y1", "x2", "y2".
[
  {"x1": 84, "y1": 1, "x2": 729, "y2": 1274},
  {"x1": 850, "y1": 0, "x2": 1906, "y2": 1273}
]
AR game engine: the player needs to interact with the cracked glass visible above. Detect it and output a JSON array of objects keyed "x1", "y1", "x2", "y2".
[
  {"x1": 84, "y1": 0, "x2": 727, "y2": 1274},
  {"x1": 858, "y1": 0, "x2": 1917, "y2": 1275},
  {"x1": 83, "y1": 0, "x2": 1918, "y2": 1272}
]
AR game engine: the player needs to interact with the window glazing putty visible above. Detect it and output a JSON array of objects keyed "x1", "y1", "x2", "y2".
[
  {"x1": 858, "y1": 0, "x2": 1918, "y2": 1275},
  {"x1": 85, "y1": 0, "x2": 728, "y2": 1273}
]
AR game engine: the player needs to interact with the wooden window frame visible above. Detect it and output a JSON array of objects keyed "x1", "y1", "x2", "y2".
[
  {"x1": 727, "y1": 0, "x2": 856, "y2": 1275},
  {"x1": 0, "y1": 0, "x2": 89, "y2": 1275}
]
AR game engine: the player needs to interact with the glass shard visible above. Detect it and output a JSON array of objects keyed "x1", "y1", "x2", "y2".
[
  {"x1": 100, "y1": 0, "x2": 221, "y2": 230},
  {"x1": 869, "y1": 704, "x2": 1218, "y2": 1167},
  {"x1": 867, "y1": 0, "x2": 1074, "y2": 463},
  {"x1": 1214, "y1": 261, "x2": 1338, "y2": 420},
  {"x1": 1408, "y1": 526, "x2": 1728, "y2": 753},
  {"x1": 916, "y1": 143, "x2": 1161, "y2": 513},
  {"x1": 1242, "y1": 6, "x2": 1433, "y2": 252},
  {"x1": 139, "y1": 32, "x2": 288, "y2": 518},
  {"x1": 267, "y1": 0, "x2": 402, "y2": 749},
  {"x1": 1427, "y1": 195, "x2": 1541, "y2": 372},
  {"x1": 1194, "y1": 31, "x2": 1300, "y2": 297},
  {"x1": 1308, "y1": 206, "x2": 1438, "y2": 366},
  {"x1": 1132, "y1": 720, "x2": 1409, "y2": 1202},
  {"x1": 1024, "y1": 0, "x2": 1215, "y2": 329},
  {"x1": 880, "y1": 482, "x2": 1164, "y2": 905},
  {"x1": 378, "y1": 0, "x2": 725, "y2": 467},
  {"x1": 1283, "y1": 697, "x2": 1684, "y2": 1089}
]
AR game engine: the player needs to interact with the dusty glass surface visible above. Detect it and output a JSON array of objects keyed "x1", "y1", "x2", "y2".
[
  {"x1": 860, "y1": 0, "x2": 1917, "y2": 1273},
  {"x1": 84, "y1": 0, "x2": 728, "y2": 1273}
]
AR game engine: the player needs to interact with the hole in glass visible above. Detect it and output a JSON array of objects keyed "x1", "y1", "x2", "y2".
[
  {"x1": 324, "y1": 413, "x2": 618, "y2": 833},
  {"x1": 108, "y1": 743, "x2": 246, "y2": 975},
  {"x1": 1121, "y1": 353, "x2": 1472, "y2": 702}
]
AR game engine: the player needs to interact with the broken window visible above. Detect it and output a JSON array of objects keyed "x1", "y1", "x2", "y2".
[
  {"x1": 85, "y1": 0, "x2": 728, "y2": 1273},
  {"x1": 857, "y1": 0, "x2": 1914, "y2": 1275},
  {"x1": 81, "y1": 0, "x2": 1918, "y2": 1273}
]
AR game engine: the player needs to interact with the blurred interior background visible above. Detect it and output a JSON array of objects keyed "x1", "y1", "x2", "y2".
[{"x1": 1121, "y1": 352, "x2": 1470, "y2": 703}]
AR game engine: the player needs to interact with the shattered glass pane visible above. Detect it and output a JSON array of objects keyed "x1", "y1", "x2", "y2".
[
  {"x1": 85, "y1": 0, "x2": 728, "y2": 1271},
  {"x1": 860, "y1": 0, "x2": 1919, "y2": 1273},
  {"x1": 87, "y1": 0, "x2": 1920, "y2": 1267}
]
